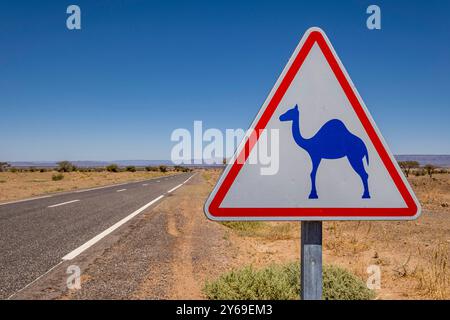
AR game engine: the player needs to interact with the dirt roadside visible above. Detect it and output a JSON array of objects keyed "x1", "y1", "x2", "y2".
[
  {"x1": 13, "y1": 170, "x2": 450, "y2": 300},
  {"x1": 13, "y1": 171, "x2": 234, "y2": 299}
]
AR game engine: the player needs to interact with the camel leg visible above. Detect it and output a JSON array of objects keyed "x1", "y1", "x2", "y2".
[
  {"x1": 347, "y1": 156, "x2": 370, "y2": 199},
  {"x1": 309, "y1": 158, "x2": 321, "y2": 199}
]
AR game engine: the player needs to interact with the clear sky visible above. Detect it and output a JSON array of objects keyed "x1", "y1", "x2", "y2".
[{"x1": 0, "y1": 0, "x2": 449, "y2": 161}]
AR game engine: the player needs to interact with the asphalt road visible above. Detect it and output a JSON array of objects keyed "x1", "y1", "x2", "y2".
[{"x1": 0, "y1": 172, "x2": 194, "y2": 299}]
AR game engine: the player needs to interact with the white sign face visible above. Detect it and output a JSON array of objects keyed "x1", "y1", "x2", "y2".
[{"x1": 204, "y1": 27, "x2": 421, "y2": 221}]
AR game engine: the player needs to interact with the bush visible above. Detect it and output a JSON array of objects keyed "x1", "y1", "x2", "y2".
[
  {"x1": 174, "y1": 166, "x2": 191, "y2": 172},
  {"x1": 52, "y1": 173, "x2": 64, "y2": 181},
  {"x1": 203, "y1": 262, "x2": 374, "y2": 300},
  {"x1": 159, "y1": 165, "x2": 167, "y2": 173},
  {"x1": 106, "y1": 164, "x2": 119, "y2": 172},
  {"x1": 414, "y1": 169, "x2": 426, "y2": 176},
  {"x1": 125, "y1": 166, "x2": 136, "y2": 172},
  {"x1": 0, "y1": 162, "x2": 10, "y2": 172},
  {"x1": 424, "y1": 164, "x2": 436, "y2": 178},
  {"x1": 10, "y1": 167, "x2": 18, "y2": 173},
  {"x1": 145, "y1": 166, "x2": 158, "y2": 172},
  {"x1": 398, "y1": 161, "x2": 419, "y2": 177},
  {"x1": 57, "y1": 161, "x2": 76, "y2": 172},
  {"x1": 39, "y1": 168, "x2": 47, "y2": 173}
]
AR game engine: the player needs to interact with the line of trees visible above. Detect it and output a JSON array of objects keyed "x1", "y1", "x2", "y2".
[
  {"x1": 0, "y1": 161, "x2": 193, "y2": 173},
  {"x1": 398, "y1": 161, "x2": 440, "y2": 178}
]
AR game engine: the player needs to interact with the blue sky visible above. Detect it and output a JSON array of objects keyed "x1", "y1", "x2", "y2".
[{"x1": 0, "y1": 0, "x2": 449, "y2": 161}]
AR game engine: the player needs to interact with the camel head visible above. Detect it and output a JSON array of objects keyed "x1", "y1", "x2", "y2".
[{"x1": 279, "y1": 104, "x2": 299, "y2": 122}]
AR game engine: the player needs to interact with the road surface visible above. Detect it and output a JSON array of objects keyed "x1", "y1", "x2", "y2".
[{"x1": 0, "y1": 172, "x2": 194, "y2": 299}]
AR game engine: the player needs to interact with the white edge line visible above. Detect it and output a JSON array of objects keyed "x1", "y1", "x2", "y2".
[
  {"x1": 48, "y1": 199, "x2": 80, "y2": 208},
  {"x1": 7, "y1": 261, "x2": 63, "y2": 300},
  {"x1": 62, "y1": 195, "x2": 164, "y2": 261},
  {"x1": 167, "y1": 184, "x2": 183, "y2": 193},
  {"x1": 0, "y1": 195, "x2": 52, "y2": 206},
  {"x1": 116, "y1": 189, "x2": 127, "y2": 192},
  {"x1": 183, "y1": 172, "x2": 197, "y2": 184}
]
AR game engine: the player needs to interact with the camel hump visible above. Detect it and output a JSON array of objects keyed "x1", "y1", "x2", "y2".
[{"x1": 321, "y1": 119, "x2": 351, "y2": 133}]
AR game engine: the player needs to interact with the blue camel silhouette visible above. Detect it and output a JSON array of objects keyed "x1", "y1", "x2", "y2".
[{"x1": 279, "y1": 104, "x2": 370, "y2": 199}]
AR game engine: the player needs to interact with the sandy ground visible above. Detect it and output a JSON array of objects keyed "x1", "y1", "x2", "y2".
[
  {"x1": 14, "y1": 169, "x2": 450, "y2": 300},
  {"x1": 0, "y1": 171, "x2": 176, "y2": 203}
]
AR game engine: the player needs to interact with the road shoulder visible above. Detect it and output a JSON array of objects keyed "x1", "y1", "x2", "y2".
[{"x1": 13, "y1": 172, "x2": 232, "y2": 299}]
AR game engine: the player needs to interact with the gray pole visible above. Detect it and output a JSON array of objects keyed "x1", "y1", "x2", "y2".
[{"x1": 301, "y1": 221, "x2": 323, "y2": 300}]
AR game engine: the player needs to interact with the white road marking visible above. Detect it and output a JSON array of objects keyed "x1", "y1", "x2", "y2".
[
  {"x1": 74, "y1": 182, "x2": 129, "y2": 193},
  {"x1": 62, "y1": 195, "x2": 165, "y2": 261},
  {"x1": 48, "y1": 200, "x2": 80, "y2": 208},
  {"x1": 183, "y1": 172, "x2": 197, "y2": 184},
  {"x1": 157, "y1": 180, "x2": 161, "y2": 183},
  {"x1": 142, "y1": 184, "x2": 148, "y2": 186},
  {"x1": 73, "y1": 173, "x2": 185, "y2": 194},
  {"x1": 7, "y1": 261, "x2": 63, "y2": 300},
  {"x1": 168, "y1": 184, "x2": 183, "y2": 193},
  {"x1": 116, "y1": 189, "x2": 126, "y2": 192},
  {"x1": 0, "y1": 195, "x2": 52, "y2": 206}
]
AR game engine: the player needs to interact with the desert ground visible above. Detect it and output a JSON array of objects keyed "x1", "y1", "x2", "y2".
[
  {"x1": 13, "y1": 168, "x2": 449, "y2": 300},
  {"x1": 0, "y1": 171, "x2": 176, "y2": 203}
]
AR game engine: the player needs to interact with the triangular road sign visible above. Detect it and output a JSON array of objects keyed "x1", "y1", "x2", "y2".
[{"x1": 204, "y1": 27, "x2": 421, "y2": 221}]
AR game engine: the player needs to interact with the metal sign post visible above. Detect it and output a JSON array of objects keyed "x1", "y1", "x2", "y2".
[{"x1": 301, "y1": 221, "x2": 322, "y2": 300}]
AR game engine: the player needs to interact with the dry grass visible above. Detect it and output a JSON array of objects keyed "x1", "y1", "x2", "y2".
[
  {"x1": 0, "y1": 171, "x2": 177, "y2": 202},
  {"x1": 415, "y1": 242, "x2": 449, "y2": 299},
  {"x1": 204, "y1": 169, "x2": 450, "y2": 300},
  {"x1": 222, "y1": 221, "x2": 298, "y2": 240}
]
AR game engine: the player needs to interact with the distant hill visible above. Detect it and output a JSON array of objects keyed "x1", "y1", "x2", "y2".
[
  {"x1": 394, "y1": 155, "x2": 450, "y2": 167},
  {"x1": 7, "y1": 155, "x2": 450, "y2": 168},
  {"x1": 8, "y1": 160, "x2": 174, "y2": 168}
]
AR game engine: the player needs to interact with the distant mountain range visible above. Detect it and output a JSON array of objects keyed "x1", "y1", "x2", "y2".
[
  {"x1": 6, "y1": 160, "x2": 223, "y2": 168},
  {"x1": 5, "y1": 155, "x2": 450, "y2": 168},
  {"x1": 6, "y1": 160, "x2": 174, "y2": 168},
  {"x1": 394, "y1": 155, "x2": 450, "y2": 167}
]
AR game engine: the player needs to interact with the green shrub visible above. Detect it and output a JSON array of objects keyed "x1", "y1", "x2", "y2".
[
  {"x1": 414, "y1": 169, "x2": 425, "y2": 176},
  {"x1": 203, "y1": 262, "x2": 374, "y2": 300},
  {"x1": 174, "y1": 166, "x2": 191, "y2": 172},
  {"x1": 52, "y1": 173, "x2": 64, "y2": 181},
  {"x1": 398, "y1": 161, "x2": 419, "y2": 177},
  {"x1": 159, "y1": 165, "x2": 167, "y2": 173},
  {"x1": 10, "y1": 167, "x2": 18, "y2": 173},
  {"x1": 0, "y1": 162, "x2": 10, "y2": 172},
  {"x1": 174, "y1": 165, "x2": 190, "y2": 172},
  {"x1": 39, "y1": 168, "x2": 47, "y2": 173},
  {"x1": 145, "y1": 166, "x2": 158, "y2": 172},
  {"x1": 125, "y1": 165, "x2": 136, "y2": 172},
  {"x1": 106, "y1": 164, "x2": 119, "y2": 172},
  {"x1": 57, "y1": 161, "x2": 76, "y2": 172},
  {"x1": 424, "y1": 164, "x2": 436, "y2": 178}
]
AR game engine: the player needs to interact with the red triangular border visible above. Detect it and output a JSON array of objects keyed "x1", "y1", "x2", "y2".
[{"x1": 207, "y1": 29, "x2": 419, "y2": 219}]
